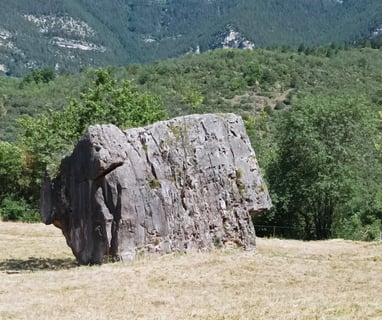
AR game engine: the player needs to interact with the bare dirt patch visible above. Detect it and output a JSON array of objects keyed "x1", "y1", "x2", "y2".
[{"x1": 1, "y1": 222, "x2": 382, "y2": 319}]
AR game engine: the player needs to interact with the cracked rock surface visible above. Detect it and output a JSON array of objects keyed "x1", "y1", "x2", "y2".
[{"x1": 40, "y1": 113, "x2": 272, "y2": 264}]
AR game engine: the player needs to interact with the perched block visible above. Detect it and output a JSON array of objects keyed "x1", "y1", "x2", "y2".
[{"x1": 41, "y1": 114, "x2": 271, "y2": 264}]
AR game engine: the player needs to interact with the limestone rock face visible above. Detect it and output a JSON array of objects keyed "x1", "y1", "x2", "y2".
[{"x1": 40, "y1": 114, "x2": 271, "y2": 264}]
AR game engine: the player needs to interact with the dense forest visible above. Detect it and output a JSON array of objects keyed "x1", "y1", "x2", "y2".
[
  {"x1": 1, "y1": 42, "x2": 382, "y2": 241},
  {"x1": 1, "y1": 0, "x2": 382, "y2": 75}
]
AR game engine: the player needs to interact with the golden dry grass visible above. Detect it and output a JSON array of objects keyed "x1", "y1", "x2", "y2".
[{"x1": 1, "y1": 221, "x2": 382, "y2": 319}]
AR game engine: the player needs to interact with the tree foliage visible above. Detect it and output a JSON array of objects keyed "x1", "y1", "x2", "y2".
[
  {"x1": 0, "y1": 142, "x2": 25, "y2": 201},
  {"x1": 21, "y1": 67, "x2": 56, "y2": 86},
  {"x1": 0, "y1": 141, "x2": 40, "y2": 222},
  {"x1": 261, "y1": 94, "x2": 382, "y2": 239}
]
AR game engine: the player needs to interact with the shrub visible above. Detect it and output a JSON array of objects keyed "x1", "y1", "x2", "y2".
[
  {"x1": 332, "y1": 213, "x2": 381, "y2": 241},
  {"x1": 274, "y1": 101, "x2": 286, "y2": 110},
  {"x1": 0, "y1": 197, "x2": 40, "y2": 222},
  {"x1": 264, "y1": 105, "x2": 273, "y2": 115}
]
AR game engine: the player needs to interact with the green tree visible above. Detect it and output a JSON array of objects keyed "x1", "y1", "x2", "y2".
[
  {"x1": 21, "y1": 67, "x2": 56, "y2": 86},
  {"x1": 265, "y1": 94, "x2": 381, "y2": 239},
  {"x1": 243, "y1": 62, "x2": 262, "y2": 86},
  {"x1": 0, "y1": 142, "x2": 25, "y2": 201},
  {"x1": 16, "y1": 110, "x2": 75, "y2": 204},
  {"x1": 0, "y1": 142, "x2": 39, "y2": 222},
  {"x1": 68, "y1": 69, "x2": 167, "y2": 135}
]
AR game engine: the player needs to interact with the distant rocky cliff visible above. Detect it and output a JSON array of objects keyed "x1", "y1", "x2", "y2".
[
  {"x1": 211, "y1": 25, "x2": 255, "y2": 50},
  {"x1": 40, "y1": 114, "x2": 271, "y2": 264}
]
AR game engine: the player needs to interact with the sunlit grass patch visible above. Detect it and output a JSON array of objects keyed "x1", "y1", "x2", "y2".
[{"x1": 0, "y1": 222, "x2": 382, "y2": 319}]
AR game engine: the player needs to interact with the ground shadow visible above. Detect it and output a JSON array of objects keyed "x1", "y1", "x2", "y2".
[{"x1": 0, "y1": 257, "x2": 78, "y2": 273}]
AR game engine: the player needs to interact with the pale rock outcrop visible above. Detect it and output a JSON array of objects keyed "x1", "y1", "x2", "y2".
[{"x1": 41, "y1": 113, "x2": 271, "y2": 264}]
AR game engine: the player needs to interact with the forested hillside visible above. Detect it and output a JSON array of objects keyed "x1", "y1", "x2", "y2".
[
  {"x1": 1, "y1": 0, "x2": 382, "y2": 75},
  {"x1": 1, "y1": 43, "x2": 382, "y2": 241}
]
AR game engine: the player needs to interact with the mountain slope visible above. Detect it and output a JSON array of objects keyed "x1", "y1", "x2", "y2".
[{"x1": 1, "y1": 0, "x2": 382, "y2": 75}]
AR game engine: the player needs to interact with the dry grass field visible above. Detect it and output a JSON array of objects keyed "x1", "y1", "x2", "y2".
[{"x1": 1, "y1": 221, "x2": 382, "y2": 320}]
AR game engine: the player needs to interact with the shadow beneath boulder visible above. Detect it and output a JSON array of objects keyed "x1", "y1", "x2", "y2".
[{"x1": 0, "y1": 257, "x2": 78, "y2": 273}]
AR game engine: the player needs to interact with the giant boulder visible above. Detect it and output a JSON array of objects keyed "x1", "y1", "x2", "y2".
[{"x1": 40, "y1": 113, "x2": 271, "y2": 264}]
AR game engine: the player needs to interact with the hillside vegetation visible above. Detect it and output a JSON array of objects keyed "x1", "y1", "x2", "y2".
[
  {"x1": 1, "y1": 0, "x2": 382, "y2": 75},
  {"x1": 1, "y1": 222, "x2": 382, "y2": 319},
  {"x1": 3, "y1": 43, "x2": 382, "y2": 140},
  {"x1": 1, "y1": 44, "x2": 382, "y2": 240}
]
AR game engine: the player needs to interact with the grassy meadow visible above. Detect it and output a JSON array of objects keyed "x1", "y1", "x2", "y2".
[{"x1": 0, "y1": 221, "x2": 382, "y2": 319}]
